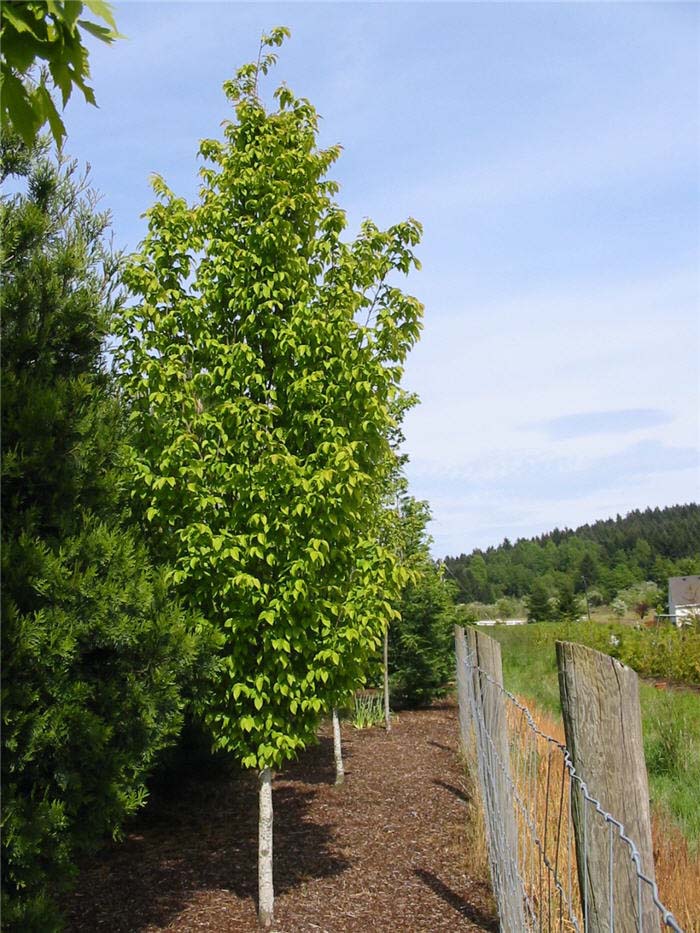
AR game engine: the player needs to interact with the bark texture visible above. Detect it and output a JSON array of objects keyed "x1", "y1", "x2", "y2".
[
  {"x1": 383, "y1": 627, "x2": 391, "y2": 732},
  {"x1": 258, "y1": 768, "x2": 274, "y2": 929},
  {"x1": 332, "y1": 708, "x2": 345, "y2": 785}
]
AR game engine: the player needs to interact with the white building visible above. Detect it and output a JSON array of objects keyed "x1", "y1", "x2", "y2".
[{"x1": 474, "y1": 618, "x2": 526, "y2": 627}]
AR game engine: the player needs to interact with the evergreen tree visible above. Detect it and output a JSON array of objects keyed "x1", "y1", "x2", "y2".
[
  {"x1": 527, "y1": 580, "x2": 554, "y2": 623},
  {"x1": 0, "y1": 140, "x2": 216, "y2": 930},
  {"x1": 555, "y1": 579, "x2": 581, "y2": 622},
  {"x1": 578, "y1": 551, "x2": 599, "y2": 588},
  {"x1": 388, "y1": 499, "x2": 455, "y2": 707}
]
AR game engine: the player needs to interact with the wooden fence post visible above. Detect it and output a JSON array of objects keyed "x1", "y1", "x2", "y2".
[
  {"x1": 556, "y1": 641, "x2": 657, "y2": 933},
  {"x1": 462, "y1": 626, "x2": 526, "y2": 933},
  {"x1": 454, "y1": 625, "x2": 471, "y2": 756}
]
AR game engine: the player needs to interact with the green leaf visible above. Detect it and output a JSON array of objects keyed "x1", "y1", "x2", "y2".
[
  {"x1": 83, "y1": 0, "x2": 119, "y2": 33},
  {"x1": 0, "y1": 71, "x2": 42, "y2": 146},
  {"x1": 78, "y1": 19, "x2": 117, "y2": 43}
]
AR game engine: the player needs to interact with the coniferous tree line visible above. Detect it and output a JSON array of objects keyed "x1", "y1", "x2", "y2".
[{"x1": 444, "y1": 504, "x2": 700, "y2": 612}]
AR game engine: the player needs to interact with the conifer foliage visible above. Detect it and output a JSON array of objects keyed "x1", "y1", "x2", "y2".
[
  {"x1": 388, "y1": 499, "x2": 456, "y2": 707},
  {"x1": 445, "y1": 504, "x2": 700, "y2": 608},
  {"x1": 118, "y1": 30, "x2": 423, "y2": 926},
  {"x1": 0, "y1": 140, "x2": 215, "y2": 931}
]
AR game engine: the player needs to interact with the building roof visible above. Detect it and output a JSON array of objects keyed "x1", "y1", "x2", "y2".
[{"x1": 668, "y1": 575, "x2": 700, "y2": 608}]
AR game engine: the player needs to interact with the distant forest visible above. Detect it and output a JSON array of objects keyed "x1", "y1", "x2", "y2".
[{"x1": 443, "y1": 503, "x2": 700, "y2": 605}]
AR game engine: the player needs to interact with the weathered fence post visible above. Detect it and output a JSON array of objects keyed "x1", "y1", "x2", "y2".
[
  {"x1": 556, "y1": 641, "x2": 657, "y2": 933},
  {"x1": 454, "y1": 625, "x2": 472, "y2": 757},
  {"x1": 457, "y1": 626, "x2": 526, "y2": 933}
]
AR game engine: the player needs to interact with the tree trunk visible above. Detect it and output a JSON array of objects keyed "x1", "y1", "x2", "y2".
[
  {"x1": 258, "y1": 767, "x2": 274, "y2": 929},
  {"x1": 332, "y1": 707, "x2": 344, "y2": 784},
  {"x1": 383, "y1": 626, "x2": 391, "y2": 732}
]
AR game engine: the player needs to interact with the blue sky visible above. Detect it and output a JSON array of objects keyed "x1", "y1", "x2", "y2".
[{"x1": 62, "y1": 1, "x2": 699, "y2": 555}]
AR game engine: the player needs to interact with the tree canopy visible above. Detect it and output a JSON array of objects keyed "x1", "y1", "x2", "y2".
[
  {"x1": 0, "y1": 1, "x2": 121, "y2": 148},
  {"x1": 118, "y1": 27, "x2": 423, "y2": 773}
]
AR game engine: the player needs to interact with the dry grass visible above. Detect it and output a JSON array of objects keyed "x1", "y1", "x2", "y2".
[
  {"x1": 458, "y1": 746, "x2": 491, "y2": 885},
  {"x1": 509, "y1": 698, "x2": 581, "y2": 930},
  {"x1": 652, "y1": 812, "x2": 700, "y2": 933}
]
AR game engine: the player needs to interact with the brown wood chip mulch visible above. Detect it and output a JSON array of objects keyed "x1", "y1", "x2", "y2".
[{"x1": 63, "y1": 701, "x2": 497, "y2": 932}]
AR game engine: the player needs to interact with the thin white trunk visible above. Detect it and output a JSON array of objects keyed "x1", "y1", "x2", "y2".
[
  {"x1": 383, "y1": 627, "x2": 391, "y2": 732},
  {"x1": 332, "y1": 707, "x2": 344, "y2": 784},
  {"x1": 258, "y1": 767, "x2": 274, "y2": 930}
]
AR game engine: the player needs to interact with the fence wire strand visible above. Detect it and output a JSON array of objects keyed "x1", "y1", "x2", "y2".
[{"x1": 455, "y1": 630, "x2": 684, "y2": 933}]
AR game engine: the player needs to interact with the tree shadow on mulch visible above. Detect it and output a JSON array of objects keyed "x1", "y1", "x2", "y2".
[
  {"x1": 414, "y1": 869, "x2": 498, "y2": 931},
  {"x1": 428, "y1": 739, "x2": 454, "y2": 753},
  {"x1": 433, "y1": 777, "x2": 470, "y2": 803},
  {"x1": 64, "y1": 757, "x2": 350, "y2": 932},
  {"x1": 277, "y1": 734, "x2": 353, "y2": 786}
]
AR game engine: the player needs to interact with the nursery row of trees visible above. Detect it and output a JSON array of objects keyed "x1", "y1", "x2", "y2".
[
  {"x1": 1, "y1": 26, "x2": 456, "y2": 931},
  {"x1": 445, "y1": 503, "x2": 700, "y2": 611}
]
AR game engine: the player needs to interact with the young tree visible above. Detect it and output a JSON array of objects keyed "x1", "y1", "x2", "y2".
[
  {"x1": 388, "y1": 499, "x2": 456, "y2": 707},
  {"x1": 118, "y1": 30, "x2": 422, "y2": 928},
  {"x1": 0, "y1": 140, "x2": 215, "y2": 931}
]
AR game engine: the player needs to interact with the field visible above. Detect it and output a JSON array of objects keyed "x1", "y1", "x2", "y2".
[{"x1": 485, "y1": 622, "x2": 700, "y2": 930}]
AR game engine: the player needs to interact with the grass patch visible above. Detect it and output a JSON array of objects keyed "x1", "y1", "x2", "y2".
[{"x1": 348, "y1": 691, "x2": 385, "y2": 730}]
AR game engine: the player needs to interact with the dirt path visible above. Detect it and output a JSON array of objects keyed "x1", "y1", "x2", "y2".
[{"x1": 64, "y1": 702, "x2": 496, "y2": 932}]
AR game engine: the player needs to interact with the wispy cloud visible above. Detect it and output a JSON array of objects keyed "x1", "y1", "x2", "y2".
[
  {"x1": 536, "y1": 409, "x2": 672, "y2": 440},
  {"x1": 409, "y1": 440, "x2": 699, "y2": 502},
  {"x1": 411, "y1": 447, "x2": 700, "y2": 555},
  {"x1": 407, "y1": 107, "x2": 697, "y2": 215}
]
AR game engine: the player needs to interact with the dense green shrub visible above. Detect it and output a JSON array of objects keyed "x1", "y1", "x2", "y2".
[
  {"x1": 1, "y1": 139, "x2": 218, "y2": 930},
  {"x1": 1, "y1": 530, "x2": 214, "y2": 929},
  {"x1": 528, "y1": 621, "x2": 700, "y2": 686}
]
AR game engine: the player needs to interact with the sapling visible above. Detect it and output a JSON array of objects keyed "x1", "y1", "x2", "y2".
[{"x1": 119, "y1": 30, "x2": 422, "y2": 927}]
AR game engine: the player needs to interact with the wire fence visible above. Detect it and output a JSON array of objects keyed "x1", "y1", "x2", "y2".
[{"x1": 455, "y1": 626, "x2": 684, "y2": 933}]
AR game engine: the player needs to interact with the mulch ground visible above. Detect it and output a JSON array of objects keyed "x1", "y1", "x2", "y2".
[{"x1": 63, "y1": 702, "x2": 497, "y2": 932}]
